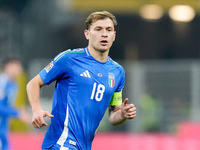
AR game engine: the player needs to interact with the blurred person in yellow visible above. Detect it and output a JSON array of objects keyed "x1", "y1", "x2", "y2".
[
  {"x1": 10, "y1": 70, "x2": 29, "y2": 132},
  {"x1": 0, "y1": 56, "x2": 30, "y2": 150}
]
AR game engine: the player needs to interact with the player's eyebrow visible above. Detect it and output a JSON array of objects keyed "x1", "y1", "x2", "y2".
[
  {"x1": 94, "y1": 26, "x2": 114, "y2": 30},
  {"x1": 94, "y1": 26, "x2": 102, "y2": 29},
  {"x1": 106, "y1": 26, "x2": 114, "y2": 30}
]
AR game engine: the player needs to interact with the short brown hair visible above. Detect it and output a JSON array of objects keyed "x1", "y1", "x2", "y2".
[
  {"x1": 2, "y1": 55, "x2": 22, "y2": 69},
  {"x1": 85, "y1": 11, "x2": 117, "y2": 30}
]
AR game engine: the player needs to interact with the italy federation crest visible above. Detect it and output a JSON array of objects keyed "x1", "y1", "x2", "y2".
[{"x1": 108, "y1": 73, "x2": 115, "y2": 88}]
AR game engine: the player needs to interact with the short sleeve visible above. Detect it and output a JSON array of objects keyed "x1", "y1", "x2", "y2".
[
  {"x1": 115, "y1": 67, "x2": 125, "y2": 92},
  {"x1": 39, "y1": 51, "x2": 70, "y2": 85}
]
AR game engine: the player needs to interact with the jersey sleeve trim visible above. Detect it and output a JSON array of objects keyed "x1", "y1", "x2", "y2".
[{"x1": 54, "y1": 49, "x2": 85, "y2": 62}]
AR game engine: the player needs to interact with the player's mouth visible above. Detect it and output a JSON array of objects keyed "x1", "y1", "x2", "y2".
[{"x1": 100, "y1": 40, "x2": 108, "y2": 46}]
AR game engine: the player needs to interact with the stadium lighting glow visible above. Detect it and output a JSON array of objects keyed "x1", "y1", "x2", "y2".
[
  {"x1": 139, "y1": 4, "x2": 164, "y2": 20},
  {"x1": 169, "y1": 5, "x2": 195, "y2": 22}
]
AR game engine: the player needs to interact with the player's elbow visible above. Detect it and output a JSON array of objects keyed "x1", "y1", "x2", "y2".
[
  {"x1": 109, "y1": 120, "x2": 117, "y2": 126},
  {"x1": 109, "y1": 110, "x2": 126, "y2": 126},
  {"x1": 109, "y1": 114, "x2": 122, "y2": 126},
  {"x1": 109, "y1": 119, "x2": 123, "y2": 126}
]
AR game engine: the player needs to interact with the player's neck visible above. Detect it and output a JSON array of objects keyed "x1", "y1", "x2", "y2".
[{"x1": 88, "y1": 47, "x2": 109, "y2": 62}]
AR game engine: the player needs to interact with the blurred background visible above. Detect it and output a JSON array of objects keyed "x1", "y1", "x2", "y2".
[{"x1": 0, "y1": 0, "x2": 200, "y2": 149}]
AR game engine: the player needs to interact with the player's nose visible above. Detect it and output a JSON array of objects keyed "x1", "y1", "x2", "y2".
[{"x1": 102, "y1": 29, "x2": 108, "y2": 37}]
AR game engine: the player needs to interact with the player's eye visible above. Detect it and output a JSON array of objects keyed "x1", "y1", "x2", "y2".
[
  {"x1": 107, "y1": 28, "x2": 113, "y2": 31},
  {"x1": 95, "y1": 28, "x2": 101, "y2": 31}
]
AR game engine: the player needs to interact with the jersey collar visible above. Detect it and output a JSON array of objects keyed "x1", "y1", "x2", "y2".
[
  {"x1": 85, "y1": 47, "x2": 90, "y2": 56},
  {"x1": 84, "y1": 46, "x2": 110, "y2": 63}
]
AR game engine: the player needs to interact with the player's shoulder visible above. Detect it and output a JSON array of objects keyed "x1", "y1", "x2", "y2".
[
  {"x1": 0, "y1": 73, "x2": 8, "y2": 83},
  {"x1": 109, "y1": 57, "x2": 124, "y2": 70},
  {"x1": 53, "y1": 48, "x2": 86, "y2": 62},
  {"x1": 0, "y1": 73, "x2": 11, "y2": 90}
]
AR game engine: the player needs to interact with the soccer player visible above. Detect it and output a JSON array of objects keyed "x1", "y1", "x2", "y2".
[
  {"x1": 27, "y1": 11, "x2": 136, "y2": 150},
  {"x1": 0, "y1": 56, "x2": 30, "y2": 150}
]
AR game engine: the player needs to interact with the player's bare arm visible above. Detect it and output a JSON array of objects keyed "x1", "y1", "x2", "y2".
[
  {"x1": 109, "y1": 98, "x2": 136, "y2": 126},
  {"x1": 26, "y1": 74, "x2": 54, "y2": 128}
]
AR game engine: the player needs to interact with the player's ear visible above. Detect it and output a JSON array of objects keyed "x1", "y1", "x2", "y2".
[{"x1": 84, "y1": 30, "x2": 89, "y2": 40}]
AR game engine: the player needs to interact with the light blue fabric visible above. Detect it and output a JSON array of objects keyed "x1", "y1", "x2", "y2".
[{"x1": 0, "y1": 73, "x2": 19, "y2": 150}]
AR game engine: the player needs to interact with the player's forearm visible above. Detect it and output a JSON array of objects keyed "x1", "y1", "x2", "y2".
[
  {"x1": 26, "y1": 76, "x2": 43, "y2": 112},
  {"x1": 109, "y1": 110, "x2": 127, "y2": 126}
]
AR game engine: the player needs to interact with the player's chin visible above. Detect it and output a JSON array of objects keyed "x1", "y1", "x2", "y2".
[
  {"x1": 98, "y1": 45, "x2": 111, "y2": 52},
  {"x1": 99, "y1": 48, "x2": 109, "y2": 53}
]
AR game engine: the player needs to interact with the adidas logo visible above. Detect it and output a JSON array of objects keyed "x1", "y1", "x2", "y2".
[{"x1": 80, "y1": 70, "x2": 91, "y2": 78}]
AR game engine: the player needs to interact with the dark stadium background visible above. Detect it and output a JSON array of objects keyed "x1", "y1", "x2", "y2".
[{"x1": 0, "y1": 0, "x2": 200, "y2": 150}]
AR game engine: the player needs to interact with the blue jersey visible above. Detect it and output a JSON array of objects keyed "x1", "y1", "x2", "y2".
[
  {"x1": 39, "y1": 47, "x2": 125, "y2": 150},
  {"x1": 0, "y1": 73, "x2": 19, "y2": 150}
]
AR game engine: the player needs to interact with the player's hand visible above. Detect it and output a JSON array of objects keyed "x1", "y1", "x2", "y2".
[
  {"x1": 32, "y1": 109, "x2": 54, "y2": 128},
  {"x1": 121, "y1": 98, "x2": 136, "y2": 119}
]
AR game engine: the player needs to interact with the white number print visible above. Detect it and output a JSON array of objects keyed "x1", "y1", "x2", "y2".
[{"x1": 90, "y1": 82, "x2": 105, "y2": 102}]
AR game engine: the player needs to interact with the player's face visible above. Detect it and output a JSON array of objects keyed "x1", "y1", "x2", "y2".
[
  {"x1": 4, "y1": 62, "x2": 22, "y2": 80},
  {"x1": 84, "y1": 18, "x2": 116, "y2": 53}
]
